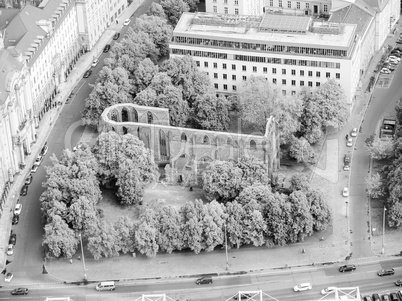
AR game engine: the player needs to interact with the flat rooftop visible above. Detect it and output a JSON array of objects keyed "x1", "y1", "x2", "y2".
[{"x1": 174, "y1": 12, "x2": 357, "y2": 50}]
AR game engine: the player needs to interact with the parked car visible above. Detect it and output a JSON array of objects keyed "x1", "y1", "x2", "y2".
[
  {"x1": 91, "y1": 59, "x2": 99, "y2": 67},
  {"x1": 31, "y1": 164, "x2": 38, "y2": 173},
  {"x1": 233, "y1": 293, "x2": 252, "y2": 300},
  {"x1": 40, "y1": 142, "x2": 48, "y2": 156},
  {"x1": 12, "y1": 214, "x2": 19, "y2": 225},
  {"x1": 11, "y1": 288, "x2": 28, "y2": 295},
  {"x1": 35, "y1": 155, "x2": 43, "y2": 166},
  {"x1": 377, "y1": 268, "x2": 395, "y2": 276},
  {"x1": 381, "y1": 68, "x2": 392, "y2": 74},
  {"x1": 390, "y1": 51, "x2": 401, "y2": 57},
  {"x1": 390, "y1": 293, "x2": 399, "y2": 301},
  {"x1": 6, "y1": 244, "x2": 14, "y2": 256},
  {"x1": 344, "y1": 154, "x2": 351, "y2": 164},
  {"x1": 383, "y1": 294, "x2": 391, "y2": 301},
  {"x1": 9, "y1": 231, "x2": 16, "y2": 245},
  {"x1": 103, "y1": 44, "x2": 111, "y2": 52},
  {"x1": 339, "y1": 264, "x2": 356, "y2": 272},
  {"x1": 396, "y1": 39, "x2": 402, "y2": 44},
  {"x1": 342, "y1": 187, "x2": 349, "y2": 197},
  {"x1": 5, "y1": 272, "x2": 13, "y2": 282},
  {"x1": 364, "y1": 296, "x2": 373, "y2": 301},
  {"x1": 351, "y1": 128, "x2": 358, "y2": 137},
  {"x1": 383, "y1": 64, "x2": 396, "y2": 71},
  {"x1": 24, "y1": 174, "x2": 32, "y2": 185},
  {"x1": 293, "y1": 283, "x2": 312, "y2": 292},
  {"x1": 14, "y1": 204, "x2": 22, "y2": 216},
  {"x1": 396, "y1": 279, "x2": 402, "y2": 286},
  {"x1": 321, "y1": 287, "x2": 336, "y2": 295},
  {"x1": 195, "y1": 276, "x2": 213, "y2": 285},
  {"x1": 123, "y1": 19, "x2": 131, "y2": 26},
  {"x1": 346, "y1": 137, "x2": 353, "y2": 147},
  {"x1": 83, "y1": 70, "x2": 92, "y2": 78},
  {"x1": 113, "y1": 32, "x2": 120, "y2": 40},
  {"x1": 20, "y1": 184, "x2": 28, "y2": 196},
  {"x1": 373, "y1": 294, "x2": 381, "y2": 301},
  {"x1": 389, "y1": 55, "x2": 401, "y2": 61},
  {"x1": 343, "y1": 164, "x2": 350, "y2": 171}
]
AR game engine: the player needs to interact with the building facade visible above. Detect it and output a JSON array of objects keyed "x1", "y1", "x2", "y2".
[
  {"x1": 0, "y1": 38, "x2": 35, "y2": 212},
  {"x1": 206, "y1": 0, "x2": 264, "y2": 15},
  {"x1": 99, "y1": 104, "x2": 280, "y2": 181},
  {"x1": 170, "y1": 12, "x2": 369, "y2": 104}
]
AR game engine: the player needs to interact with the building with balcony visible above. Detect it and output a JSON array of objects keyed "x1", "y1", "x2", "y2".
[
  {"x1": 0, "y1": 37, "x2": 35, "y2": 211},
  {"x1": 169, "y1": 11, "x2": 375, "y2": 105}
]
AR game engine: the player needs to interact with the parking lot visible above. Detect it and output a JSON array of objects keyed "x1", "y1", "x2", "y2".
[{"x1": 377, "y1": 42, "x2": 402, "y2": 88}]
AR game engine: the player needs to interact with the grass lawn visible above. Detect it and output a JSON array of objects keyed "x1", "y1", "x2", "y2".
[{"x1": 99, "y1": 183, "x2": 207, "y2": 224}]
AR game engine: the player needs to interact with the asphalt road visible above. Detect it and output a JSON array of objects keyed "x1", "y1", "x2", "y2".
[
  {"x1": 1, "y1": 259, "x2": 402, "y2": 300},
  {"x1": 7, "y1": 3, "x2": 153, "y2": 280},
  {"x1": 349, "y1": 49, "x2": 402, "y2": 258}
]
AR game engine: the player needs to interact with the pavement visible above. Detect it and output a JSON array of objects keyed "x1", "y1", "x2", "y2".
[{"x1": 1, "y1": 3, "x2": 402, "y2": 288}]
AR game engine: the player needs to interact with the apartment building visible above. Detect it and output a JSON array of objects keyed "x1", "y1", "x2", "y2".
[
  {"x1": 170, "y1": 12, "x2": 375, "y2": 104},
  {"x1": 206, "y1": 0, "x2": 264, "y2": 15},
  {"x1": 0, "y1": 39, "x2": 35, "y2": 207}
]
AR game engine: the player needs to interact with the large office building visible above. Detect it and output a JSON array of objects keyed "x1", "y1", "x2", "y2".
[
  {"x1": 176, "y1": 0, "x2": 399, "y2": 104},
  {"x1": 206, "y1": 0, "x2": 264, "y2": 15}
]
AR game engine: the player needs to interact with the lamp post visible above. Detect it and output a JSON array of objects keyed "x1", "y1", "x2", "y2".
[
  {"x1": 345, "y1": 201, "x2": 349, "y2": 218},
  {"x1": 78, "y1": 233, "x2": 87, "y2": 280},
  {"x1": 224, "y1": 224, "x2": 229, "y2": 271},
  {"x1": 382, "y1": 207, "x2": 387, "y2": 254}
]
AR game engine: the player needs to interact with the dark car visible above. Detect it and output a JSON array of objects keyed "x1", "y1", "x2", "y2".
[
  {"x1": 113, "y1": 33, "x2": 120, "y2": 40},
  {"x1": 390, "y1": 293, "x2": 400, "y2": 301},
  {"x1": 344, "y1": 154, "x2": 351, "y2": 164},
  {"x1": 396, "y1": 279, "x2": 402, "y2": 286},
  {"x1": 339, "y1": 265, "x2": 356, "y2": 272},
  {"x1": 11, "y1": 288, "x2": 28, "y2": 295},
  {"x1": 12, "y1": 214, "x2": 19, "y2": 225},
  {"x1": 103, "y1": 44, "x2": 111, "y2": 52},
  {"x1": 25, "y1": 174, "x2": 33, "y2": 185},
  {"x1": 233, "y1": 294, "x2": 252, "y2": 300},
  {"x1": 195, "y1": 276, "x2": 213, "y2": 285},
  {"x1": 383, "y1": 294, "x2": 391, "y2": 301},
  {"x1": 83, "y1": 70, "x2": 92, "y2": 78},
  {"x1": 364, "y1": 296, "x2": 373, "y2": 301},
  {"x1": 373, "y1": 294, "x2": 381, "y2": 301},
  {"x1": 20, "y1": 184, "x2": 28, "y2": 196},
  {"x1": 9, "y1": 232, "x2": 16, "y2": 245},
  {"x1": 377, "y1": 268, "x2": 395, "y2": 276},
  {"x1": 40, "y1": 142, "x2": 48, "y2": 156}
]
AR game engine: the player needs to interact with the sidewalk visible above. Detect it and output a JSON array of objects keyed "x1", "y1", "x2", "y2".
[{"x1": 0, "y1": 0, "x2": 148, "y2": 275}]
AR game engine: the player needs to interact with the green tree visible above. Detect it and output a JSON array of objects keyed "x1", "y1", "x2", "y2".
[
  {"x1": 287, "y1": 191, "x2": 314, "y2": 242},
  {"x1": 155, "y1": 205, "x2": 184, "y2": 253},
  {"x1": 192, "y1": 93, "x2": 230, "y2": 131},
  {"x1": 388, "y1": 202, "x2": 402, "y2": 227},
  {"x1": 133, "y1": 15, "x2": 173, "y2": 57},
  {"x1": 183, "y1": 0, "x2": 199, "y2": 11},
  {"x1": 160, "y1": 0, "x2": 189, "y2": 26},
  {"x1": 306, "y1": 188, "x2": 332, "y2": 231},
  {"x1": 365, "y1": 173, "x2": 384, "y2": 198},
  {"x1": 365, "y1": 137, "x2": 393, "y2": 160},
  {"x1": 135, "y1": 208, "x2": 159, "y2": 257},
  {"x1": 289, "y1": 173, "x2": 310, "y2": 191},
  {"x1": 237, "y1": 184, "x2": 272, "y2": 206},
  {"x1": 202, "y1": 200, "x2": 226, "y2": 251},
  {"x1": 289, "y1": 136, "x2": 315, "y2": 163},
  {"x1": 180, "y1": 200, "x2": 205, "y2": 254},
  {"x1": 87, "y1": 221, "x2": 120, "y2": 260},
  {"x1": 42, "y1": 215, "x2": 78, "y2": 259},
  {"x1": 241, "y1": 200, "x2": 267, "y2": 247},
  {"x1": 113, "y1": 216, "x2": 136, "y2": 254},
  {"x1": 147, "y1": 2, "x2": 167, "y2": 18},
  {"x1": 131, "y1": 58, "x2": 159, "y2": 95},
  {"x1": 225, "y1": 201, "x2": 246, "y2": 248},
  {"x1": 202, "y1": 160, "x2": 243, "y2": 202}
]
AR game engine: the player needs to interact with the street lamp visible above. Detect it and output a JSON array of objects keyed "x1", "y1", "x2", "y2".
[
  {"x1": 382, "y1": 207, "x2": 387, "y2": 254},
  {"x1": 345, "y1": 201, "x2": 349, "y2": 218},
  {"x1": 224, "y1": 224, "x2": 229, "y2": 271},
  {"x1": 78, "y1": 233, "x2": 87, "y2": 280}
]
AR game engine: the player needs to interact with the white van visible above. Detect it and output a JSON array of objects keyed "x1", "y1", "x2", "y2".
[{"x1": 95, "y1": 281, "x2": 116, "y2": 291}]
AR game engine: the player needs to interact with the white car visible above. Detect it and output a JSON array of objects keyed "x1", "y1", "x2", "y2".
[
  {"x1": 4, "y1": 272, "x2": 13, "y2": 282},
  {"x1": 389, "y1": 55, "x2": 401, "y2": 61},
  {"x1": 321, "y1": 286, "x2": 336, "y2": 295},
  {"x1": 91, "y1": 59, "x2": 99, "y2": 67},
  {"x1": 351, "y1": 128, "x2": 358, "y2": 137},
  {"x1": 14, "y1": 204, "x2": 22, "y2": 216},
  {"x1": 6, "y1": 244, "x2": 14, "y2": 256},
  {"x1": 346, "y1": 137, "x2": 353, "y2": 147},
  {"x1": 293, "y1": 283, "x2": 312, "y2": 292},
  {"x1": 380, "y1": 68, "x2": 391, "y2": 74},
  {"x1": 123, "y1": 19, "x2": 131, "y2": 26},
  {"x1": 342, "y1": 187, "x2": 349, "y2": 197},
  {"x1": 31, "y1": 164, "x2": 39, "y2": 173}
]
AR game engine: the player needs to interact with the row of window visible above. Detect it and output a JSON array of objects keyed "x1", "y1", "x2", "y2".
[
  {"x1": 196, "y1": 60, "x2": 341, "y2": 79},
  {"x1": 213, "y1": 6, "x2": 239, "y2": 14},
  {"x1": 212, "y1": 0, "x2": 239, "y2": 4},
  {"x1": 211, "y1": 71, "x2": 340, "y2": 80},
  {"x1": 213, "y1": 79, "x2": 324, "y2": 91},
  {"x1": 268, "y1": 0, "x2": 328, "y2": 12},
  {"x1": 171, "y1": 37, "x2": 348, "y2": 58},
  {"x1": 171, "y1": 49, "x2": 342, "y2": 69}
]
